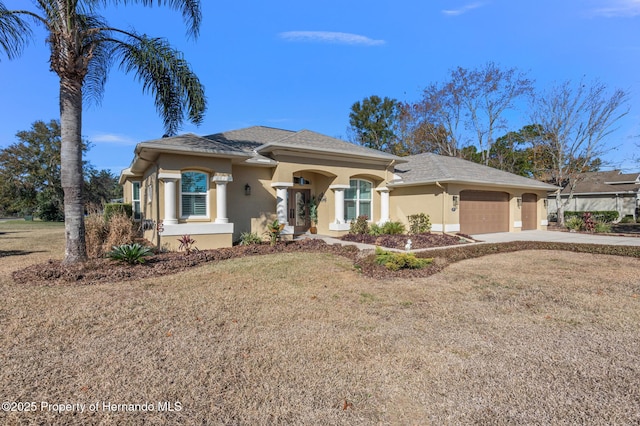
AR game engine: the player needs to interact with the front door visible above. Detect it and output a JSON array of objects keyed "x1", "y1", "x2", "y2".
[{"x1": 288, "y1": 189, "x2": 310, "y2": 234}]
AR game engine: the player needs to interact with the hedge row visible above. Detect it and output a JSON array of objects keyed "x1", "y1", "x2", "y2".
[{"x1": 564, "y1": 210, "x2": 619, "y2": 223}]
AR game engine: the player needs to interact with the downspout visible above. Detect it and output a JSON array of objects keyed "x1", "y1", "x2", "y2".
[
  {"x1": 435, "y1": 181, "x2": 446, "y2": 234},
  {"x1": 154, "y1": 162, "x2": 161, "y2": 251}
]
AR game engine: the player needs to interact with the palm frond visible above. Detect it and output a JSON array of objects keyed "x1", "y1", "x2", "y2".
[
  {"x1": 114, "y1": 33, "x2": 206, "y2": 135},
  {"x1": 101, "y1": 0, "x2": 201, "y2": 37},
  {"x1": 0, "y1": 4, "x2": 34, "y2": 60}
]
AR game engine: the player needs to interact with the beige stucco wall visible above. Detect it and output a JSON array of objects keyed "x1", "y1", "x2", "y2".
[
  {"x1": 391, "y1": 183, "x2": 550, "y2": 233},
  {"x1": 547, "y1": 193, "x2": 638, "y2": 221}
]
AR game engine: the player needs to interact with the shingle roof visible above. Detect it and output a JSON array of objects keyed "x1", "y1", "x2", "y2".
[
  {"x1": 257, "y1": 129, "x2": 401, "y2": 161},
  {"x1": 392, "y1": 153, "x2": 558, "y2": 190},
  {"x1": 134, "y1": 126, "x2": 401, "y2": 163},
  {"x1": 560, "y1": 170, "x2": 640, "y2": 194}
]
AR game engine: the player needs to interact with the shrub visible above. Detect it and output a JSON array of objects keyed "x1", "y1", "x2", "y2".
[
  {"x1": 85, "y1": 212, "x2": 107, "y2": 258},
  {"x1": 582, "y1": 212, "x2": 596, "y2": 233},
  {"x1": 374, "y1": 247, "x2": 432, "y2": 271},
  {"x1": 381, "y1": 221, "x2": 406, "y2": 235},
  {"x1": 239, "y1": 231, "x2": 263, "y2": 245},
  {"x1": 620, "y1": 215, "x2": 635, "y2": 224},
  {"x1": 104, "y1": 203, "x2": 133, "y2": 222},
  {"x1": 594, "y1": 222, "x2": 612, "y2": 233},
  {"x1": 104, "y1": 212, "x2": 137, "y2": 251},
  {"x1": 107, "y1": 243, "x2": 154, "y2": 265},
  {"x1": 177, "y1": 234, "x2": 197, "y2": 254},
  {"x1": 407, "y1": 213, "x2": 432, "y2": 234},
  {"x1": 368, "y1": 223, "x2": 383, "y2": 236},
  {"x1": 565, "y1": 216, "x2": 584, "y2": 231},
  {"x1": 349, "y1": 215, "x2": 369, "y2": 235},
  {"x1": 266, "y1": 219, "x2": 284, "y2": 246},
  {"x1": 565, "y1": 210, "x2": 618, "y2": 223}
]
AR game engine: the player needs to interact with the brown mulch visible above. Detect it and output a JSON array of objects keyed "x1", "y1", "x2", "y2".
[
  {"x1": 12, "y1": 235, "x2": 640, "y2": 286},
  {"x1": 340, "y1": 232, "x2": 470, "y2": 249}
]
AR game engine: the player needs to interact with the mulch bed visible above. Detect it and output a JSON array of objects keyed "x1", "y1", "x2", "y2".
[
  {"x1": 340, "y1": 232, "x2": 471, "y2": 249},
  {"x1": 11, "y1": 235, "x2": 640, "y2": 285}
]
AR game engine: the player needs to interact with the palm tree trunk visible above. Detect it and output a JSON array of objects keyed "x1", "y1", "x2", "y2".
[{"x1": 60, "y1": 76, "x2": 87, "y2": 264}]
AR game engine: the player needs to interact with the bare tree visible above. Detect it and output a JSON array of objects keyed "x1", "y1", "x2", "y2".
[
  {"x1": 453, "y1": 62, "x2": 534, "y2": 165},
  {"x1": 400, "y1": 62, "x2": 533, "y2": 161},
  {"x1": 531, "y1": 79, "x2": 629, "y2": 226}
]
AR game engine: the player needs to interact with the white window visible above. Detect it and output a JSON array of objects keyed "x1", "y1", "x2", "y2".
[
  {"x1": 345, "y1": 179, "x2": 372, "y2": 222},
  {"x1": 132, "y1": 181, "x2": 141, "y2": 220},
  {"x1": 181, "y1": 171, "x2": 208, "y2": 218}
]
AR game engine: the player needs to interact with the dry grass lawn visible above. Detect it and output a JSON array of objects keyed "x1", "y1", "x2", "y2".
[{"x1": 1, "y1": 221, "x2": 640, "y2": 424}]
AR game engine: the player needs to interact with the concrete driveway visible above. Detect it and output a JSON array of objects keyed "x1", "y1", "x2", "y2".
[{"x1": 471, "y1": 230, "x2": 640, "y2": 246}]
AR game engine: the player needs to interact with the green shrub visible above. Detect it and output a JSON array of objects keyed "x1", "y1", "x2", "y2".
[
  {"x1": 565, "y1": 216, "x2": 584, "y2": 231},
  {"x1": 349, "y1": 215, "x2": 369, "y2": 235},
  {"x1": 266, "y1": 219, "x2": 284, "y2": 246},
  {"x1": 107, "y1": 243, "x2": 154, "y2": 264},
  {"x1": 104, "y1": 203, "x2": 133, "y2": 222},
  {"x1": 374, "y1": 247, "x2": 432, "y2": 271},
  {"x1": 620, "y1": 215, "x2": 635, "y2": 224},
  {"x1": 239, "y1": 231, "x2": 263, "y2": 245},
  {"x1": 565, "y1": 210, "x2": 618, "y2": 223},
  {"x1": 407, "y1": 213, "x2": 432, "y2": 234},
  {"x1": 594, "y1": 222, "x2": 612, "y2": 233},
  {"x1": 368, "y1": 223, "x2": 383, "y2": 236},
  {"x1": 381, "y1": 221, "x2": 406, "y2": 235}
]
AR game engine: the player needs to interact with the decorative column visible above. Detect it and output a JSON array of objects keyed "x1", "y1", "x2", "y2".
[
  {"x1": 329, "y1": 184, "x2": 350, "y2": 230},
  {"x1": 212, "y1": 174, "x2": 233, "y2": 224},
  {"x1": 376, "y1": 187, "x2": 391, "y2": 224},
  {"x1": 158, "y1": 173, "x2": 181, "y2": 225},
  {"x1": 271, "y1": 182, "x2": 294, "y2": 225}
]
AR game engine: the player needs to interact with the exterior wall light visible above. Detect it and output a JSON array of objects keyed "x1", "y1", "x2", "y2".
[
  {"x1": 244, "y1": 183, "x2": 251, "y2": 196},
  {"x1": 516, "y1": 197, "x2": 522, "y2": 208},
  {"x1": 452, "y1": 195, "x2": 459, "y2": 208}
]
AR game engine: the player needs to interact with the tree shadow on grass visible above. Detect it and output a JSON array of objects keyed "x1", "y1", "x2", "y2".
[{"x1": 0, "y1": 250, "x2": 45, "y2": 258}]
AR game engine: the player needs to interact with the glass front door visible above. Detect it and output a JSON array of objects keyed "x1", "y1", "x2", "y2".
[{"x1": 288, "y1": 189, "x2": 310, "y2": 234}]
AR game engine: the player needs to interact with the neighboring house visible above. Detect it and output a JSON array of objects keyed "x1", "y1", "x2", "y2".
[
  {"x1": 119, "y1": 126, "x2": 558, "y2": 250},
  {"x1": 547, "y1": 170, "x2": 640, "y2": 221}
]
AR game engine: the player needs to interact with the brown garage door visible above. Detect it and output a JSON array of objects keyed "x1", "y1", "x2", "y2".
[
  {"x1": 521, "y1": 193, "x2": 537, "y2": 230},
  {"x1": 460, "y1": 190, "x2": 509, "y2": 234}
]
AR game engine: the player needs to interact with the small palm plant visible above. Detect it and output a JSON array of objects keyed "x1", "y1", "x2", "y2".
[
  {"x1": 266, "y1": 219, "x2": 285, "y2": 246},
  {"x1": 107, "y1": 243, "x2": 154, "y2": 265}
]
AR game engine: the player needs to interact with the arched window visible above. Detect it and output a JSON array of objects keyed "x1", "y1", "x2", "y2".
[
  {"x1": 345, "y1": 179, "x2": 372, "y2": 221},
  {"x1": 181, "y1": 171, "x2": 208, "y2": 218}
]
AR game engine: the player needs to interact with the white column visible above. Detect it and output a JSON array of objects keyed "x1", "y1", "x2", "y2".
[
  {"x1": 271, "y1": 182, "x2": 294, "y2": 225},
  {"x1": 377, "y1": 187, "x2": 391, "y2": 224},
  {"x1": 212, "y1": 175, "x2": 233, "y2": 224},
  {"x1": 159, "y1": 173, "x2": 181, "y2": 225},
  {"x1": 330, "y1": 184, "x2": 350, "y2": 224}
]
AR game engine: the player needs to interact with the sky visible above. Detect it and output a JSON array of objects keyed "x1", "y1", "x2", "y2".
[{"x1": 1, "y1": 0, "x2": 639, "y2": 175}]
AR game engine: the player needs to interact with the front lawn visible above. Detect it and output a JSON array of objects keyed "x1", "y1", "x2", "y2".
[{"x1": 1, "y1": 223, "x2": 640, "y2": 424}]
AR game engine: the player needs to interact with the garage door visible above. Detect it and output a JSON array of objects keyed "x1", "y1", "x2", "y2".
[
  {"x1": 460, "y1": 190, "x2": 509, "y2": 234},
  {"x1": 521, "y1": 193, "x2": 537, "y2": 230}
]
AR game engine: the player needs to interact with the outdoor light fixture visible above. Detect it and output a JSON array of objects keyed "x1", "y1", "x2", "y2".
[
  {"x1": 244, "y1": 183, "x2": 251, "y2": 196},
  {"x1": 544, "y1": 199, "x2": 548, "y2": 208},
  {"x1": 517, "y1": 197, "x2": 522, "y2": 208},
  {"x1": 452, "y1": 195, "x2": 459, "y2": 207}
]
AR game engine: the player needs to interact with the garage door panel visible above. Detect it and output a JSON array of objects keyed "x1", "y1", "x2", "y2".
[{"x1": 460, "y1": 191, "x2": 509, "y2": 234}]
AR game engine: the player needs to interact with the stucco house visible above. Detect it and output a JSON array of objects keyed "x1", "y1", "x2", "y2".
[
  {"x1": 547, "y1": 170, "x2": 640, "y2": 221},
  {"x1": 119, "y1": 126, "x2": 558, "y2": 250}
]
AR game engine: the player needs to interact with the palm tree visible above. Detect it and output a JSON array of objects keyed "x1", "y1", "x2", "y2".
[{"x1": 0, "y1": 1, "x2": 206, "y2": 264}]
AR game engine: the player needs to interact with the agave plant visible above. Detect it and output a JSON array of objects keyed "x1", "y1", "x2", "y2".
[{"x1": 107, "y1": 243, "x2": 154, "y2": 265}]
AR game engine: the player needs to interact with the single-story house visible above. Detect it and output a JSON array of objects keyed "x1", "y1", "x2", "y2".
[
  {"x1": 119, "y1": 126, "x2": 558, "y2": 250},
  {"x1": 547, "y1": 170, "x2": 640, "y2": 221}
]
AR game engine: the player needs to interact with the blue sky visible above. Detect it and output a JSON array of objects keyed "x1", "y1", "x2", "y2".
[{"x1": 1, "y1": 0, "x2": 639, "y2": 175}]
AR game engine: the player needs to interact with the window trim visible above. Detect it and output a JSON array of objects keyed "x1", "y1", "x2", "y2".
[
  {"x1": 345, "y1": 179, "x2": 373, "y2": 222},
  {"x1": 132, "y1": 181, "x2": 141, "y2": 221},
  {"x1": 179, "y1": 171, "x2": 210, "y2": 219}
]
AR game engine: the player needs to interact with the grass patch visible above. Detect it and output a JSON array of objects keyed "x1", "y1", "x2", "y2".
[{"x1": 1, "y1": 224, "x2": 640, "y2": 423}]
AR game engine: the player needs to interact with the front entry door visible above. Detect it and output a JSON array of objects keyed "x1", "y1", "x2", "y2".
[{"x1": 288, "y1": 189, "x2": 310, "y2": 234}]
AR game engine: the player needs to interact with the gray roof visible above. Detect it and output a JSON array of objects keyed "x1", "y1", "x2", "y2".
[
  {"x1": 560, "y1": 170, "x2": 640, "y2": 195},
  {"x1": 392, "y1": 153, "x2": 558, "y2": 190},
  {"x1": 133, "y1": 126, "x2": 401, "y2": 164}
]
